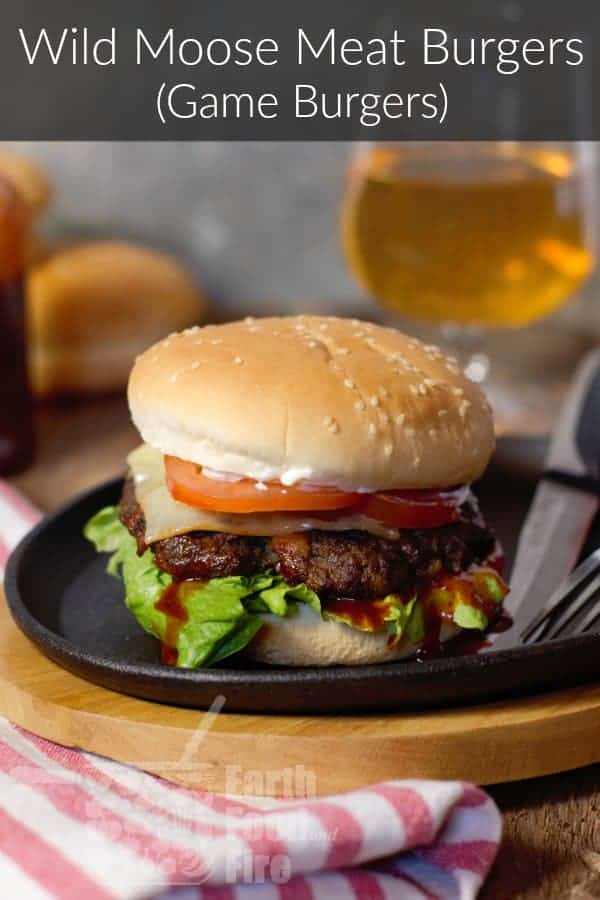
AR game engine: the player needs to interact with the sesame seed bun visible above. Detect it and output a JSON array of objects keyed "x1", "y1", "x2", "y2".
[
  {"x1": 128, "y1": 315, "x2": 494, "y2": 491},
  {"x1": 247, "y1": 603, "x2": 459, "y2": 666}
]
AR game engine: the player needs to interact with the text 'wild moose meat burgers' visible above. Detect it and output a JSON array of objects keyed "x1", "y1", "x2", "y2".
[{"x1": 85, "y1": 316, "x2": 507, "y2": 667}]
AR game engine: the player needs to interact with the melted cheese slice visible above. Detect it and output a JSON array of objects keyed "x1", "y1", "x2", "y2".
[{"x1": 128, "y1": 444, "x2": 401, "y2": 542}]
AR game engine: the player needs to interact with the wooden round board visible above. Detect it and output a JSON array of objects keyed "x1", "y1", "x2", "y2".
[{"x1": 1, "y1": 595, "x2": 599, "y2": 795}]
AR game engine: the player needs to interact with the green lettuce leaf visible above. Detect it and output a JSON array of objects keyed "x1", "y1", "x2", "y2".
[
  {"x1": 427, "y1": 569, "x2": 508, "y2": 633},
  {"x1": 251, "y1": 581, "x2": 321, "y2": 617},
  {"x1": 324, "y1": 593, "x2": 419, "y2": 645},
  {"x1": 453, "y1": 602, "x2": 488, "y2": 631},
  {"x1": 405, "y1": 599, "x2": 426, "y2": 644}
]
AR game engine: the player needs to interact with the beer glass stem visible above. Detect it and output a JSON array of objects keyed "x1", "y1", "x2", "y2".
[{"x1": 441, "y1": 323, "x2": 490, "y2": 384}]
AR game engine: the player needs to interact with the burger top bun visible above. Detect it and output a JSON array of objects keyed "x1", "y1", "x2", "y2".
[
  {"x1": 0, "y1": 149, "x2": 51, "y2": 219},
  {"x1": 246, "y1": 603, "x2": 459, "y2": 666},
  {"x1": 28, "y1": 241, "x2": 206, "y2": 397},
  {"x1": 129, "y1": 315, "x2": 494, "y2": 491}
]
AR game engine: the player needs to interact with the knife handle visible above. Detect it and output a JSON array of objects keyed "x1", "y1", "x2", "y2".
[{"x1": 545, "y1": 349, "x2": 600, "y2": 485}]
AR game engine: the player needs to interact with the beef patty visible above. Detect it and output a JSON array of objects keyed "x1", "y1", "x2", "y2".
[{"x1": 120, "y1": 476, "x2": 495, "y2": 599}]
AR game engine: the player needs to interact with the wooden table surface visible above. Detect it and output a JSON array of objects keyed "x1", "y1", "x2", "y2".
[{"x1": 9, "y1": 395, "x2": 600, "y2": 900}]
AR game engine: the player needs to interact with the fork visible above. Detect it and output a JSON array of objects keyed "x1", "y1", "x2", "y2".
[{"x1": 520, "y1": 547, "x2": 600, "y2": 644}]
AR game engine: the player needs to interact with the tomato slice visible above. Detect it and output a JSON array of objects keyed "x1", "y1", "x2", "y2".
[
  {"x1": 357, "y1": 489, "x2": 461, "y2": 529},
  {"x1": 165, "y1": 455, "x2": 466, "y2": 526},
  {"x1": 164, "y1": 456, "x2": 361, "y2": 513}
]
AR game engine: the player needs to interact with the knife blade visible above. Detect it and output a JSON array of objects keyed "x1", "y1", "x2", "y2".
[{"x1": 492, "y1": 349, "x2": 600, "y2": 648}]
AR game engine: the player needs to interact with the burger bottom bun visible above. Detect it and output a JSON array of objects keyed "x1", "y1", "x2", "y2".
[{"x1": 246, "y1": 603, "x2": 460, "y2": 667}]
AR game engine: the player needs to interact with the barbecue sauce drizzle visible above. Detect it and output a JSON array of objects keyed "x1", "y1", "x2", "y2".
[
  {"x1": 156, "y1": 582, "x2": 190, "y2": 665},
  {"x1": 156, "y1": 566, "x2": 509, "y2": 666}
]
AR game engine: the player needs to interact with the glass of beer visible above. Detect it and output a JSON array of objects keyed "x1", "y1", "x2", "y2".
[{"x1": 341, "y1": 142, "x2": 596, "y2": 382}]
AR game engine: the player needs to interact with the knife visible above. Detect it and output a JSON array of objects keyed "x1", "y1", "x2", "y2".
[{"x1": 492, "y1": 349, "x2": 600, "y2": 649}]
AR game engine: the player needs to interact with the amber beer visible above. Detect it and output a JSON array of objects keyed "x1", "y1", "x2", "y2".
[
  {"x1": 342, "y1": 144, "x2": 594, "y2": 327},
  {"x1": 0, "y1": 179, "x2": 33, "y2": 473}
]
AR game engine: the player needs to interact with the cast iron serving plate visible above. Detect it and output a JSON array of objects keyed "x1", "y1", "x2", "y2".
[{"x1": 5, "y1": 444, "x2": 600, "y2": 713}]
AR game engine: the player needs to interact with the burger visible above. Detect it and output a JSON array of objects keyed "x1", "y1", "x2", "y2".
[{"x1": 85, "y1": 315, "x2": 507, "y2": 668}]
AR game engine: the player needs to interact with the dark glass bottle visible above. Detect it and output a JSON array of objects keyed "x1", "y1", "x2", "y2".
[{"x1": 0, "y1": 178, "x2": 34, "y2": 474}]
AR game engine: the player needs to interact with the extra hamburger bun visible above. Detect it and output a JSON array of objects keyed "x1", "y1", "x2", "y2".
[
  {"x1": 129, "y1": 315, "x2": 494, "y2": 491},
  {"x1": 246, "y1": 603, "x2": 460, "y2": 666},
  {"x1": 28, "y1": 241, "x2": 206, "y2": 397},
  {"x1": 0, "y1": 149, "x2": 51, "y2": 220}
]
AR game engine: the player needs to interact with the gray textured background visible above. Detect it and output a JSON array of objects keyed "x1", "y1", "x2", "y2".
[{"x1": 13, "y1": 141, "x2": 370, "y2": 320}]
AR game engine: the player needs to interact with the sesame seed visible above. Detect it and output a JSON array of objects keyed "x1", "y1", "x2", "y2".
[
  {"x1": 336, "y1": 347, "x2": 350, "y2": 355},
  {"x1": 190, "y1": 361, "x2": 201, "y2": 370},
  {"x1": 405, "y1": 427, "x2": 416, "y2": 438},
  {"x1": 369, "y1": 395, "x2": 380, "y2": 407},
  {"x1": 344, "y1": 378, "x2": 355, "y2": 389},
  {"x1": 324, "y1": 416, "x2": 334, "y2": 426},
  {"x1": 245, "y1": 316, "x2": 256, "y2": 323},
  {"x1": 438, "y1": 409, "x2": 448, "y2": 417},
  {"x1": 412, "y1": 455, "x2": 421, "y2": 468},
  {"x1": 378, "y1": 411, "x2": 390, "y2": 425},
  {"x1": 307, "y1": 341, "x2": 318, "y2": 348},
  {"x1": 418, "y1": 384, "x2": 428, "y2": 396},
  {"x1": 355, "y1": 400, "x2": 366, "y2": 412},
  {"x1": 428, "y1": 428, "x2": 437, "y2": 439},
  {"x1": 451, "y1": 387, "x2": 464, "y2": 397},
  {"x1": 409, "y1": 385, "x2": 418, "y2": 396},
  {"x1": 379, "y1": 386, "x2": 389, "y2": 398},
  {"x1": 328, "y1": 421, "x2": 340, "y2": 434},
  {"x1": 424, "y1": 378, "x2": 437, "y2": 388},
  {"x1": 210, "y1": 339, "x2": 223, "y2": 345},
  {"x1": 233, "y1": 356, "x2": 244, "y2": 365},
  {"x1": 395, "y1": 413, "x2": 406, "y2": 425},
  {"x1": 319, "y1": 322, "x2": 328, "y2": 330},
  {"x1": 169, "y1": 373, "x2": 178, "y2": 383},
  {"x1": 368, "y1": 423, "x2": 377, "y2": 436},
  {"x1": 383, "y1": 442, "x2": 393, "y2": 457}
]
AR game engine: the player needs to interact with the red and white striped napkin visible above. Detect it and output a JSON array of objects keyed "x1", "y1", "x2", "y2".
[{"x1": 0, "y1": 482, "x2": 502, "y2": 900}]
